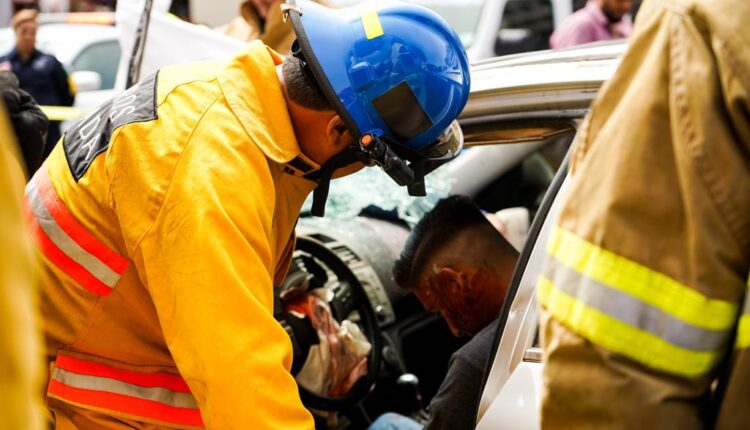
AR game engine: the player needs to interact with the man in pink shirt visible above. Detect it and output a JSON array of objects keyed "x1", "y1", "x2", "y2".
[{"x1": 550, "y1": 0, "x2": 633, "y2": 49}]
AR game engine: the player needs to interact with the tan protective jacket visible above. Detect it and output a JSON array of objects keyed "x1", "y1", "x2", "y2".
[
  {"x1": 539, "y1": 0, "x2": 750, "y2": 428},
  {"x1": 218, "y1": 0, "x2": 326, "y2": 56},
  {"x1": 28, "y1": 41, "x2": 321, "y2": 429},
  {"x1": 0, "y1": 105, "x2": 46, "y2": 430}
]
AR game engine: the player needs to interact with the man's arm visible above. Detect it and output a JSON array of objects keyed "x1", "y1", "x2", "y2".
[
  {"x1": 125, "y1": 136, "x2": 314, "y2": 429},
  {"x1": 424, "y1": 323, "x2": 495, "y2": 430}
]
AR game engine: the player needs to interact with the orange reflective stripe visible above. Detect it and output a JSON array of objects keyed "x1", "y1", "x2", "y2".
[
  {"x1": 49, "y1": 354, "x2": 204, "y2": 428},
  {"x1": 26, "y1": 210, "x2": 113, "y2": 296},
  {"x1": 56, "y1": 355, "x2": 193, "y2": 393},
  {"x1": 25, "y1": 167, "x2": 128, "y2": 296}
]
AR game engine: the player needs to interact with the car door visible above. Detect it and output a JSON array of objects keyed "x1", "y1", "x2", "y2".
[
  {"x1": 453, "y1": 42, "x2": 625, "y2": 429},
  {"x1": 474, "y1": 148, "x2": 572, "y2": 430}
]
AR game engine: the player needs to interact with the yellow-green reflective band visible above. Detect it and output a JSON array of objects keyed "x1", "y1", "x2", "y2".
[
  {"x1": 361, "y1": 10, "x2": 384, "y2": 40},
  {"x1": 547, "y1": 226, "x2": 738, "y2": 331},
  {"x1": 736, "y1": 279, "x2": 750, "y2": 349},
  {"x1": 544, "y1": 257, "x2": 730, "y2": 351},
  {"x1": 538, "y1": 276, "x2": 722, "y2": 377},
  {"x1": 737, "y1": 315, "x2": 750, "y2": 349}
]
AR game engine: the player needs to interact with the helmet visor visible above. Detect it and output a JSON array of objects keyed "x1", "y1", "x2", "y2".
[{"x1": 421, "y1": 120, "x2": 464, "y2": 162}]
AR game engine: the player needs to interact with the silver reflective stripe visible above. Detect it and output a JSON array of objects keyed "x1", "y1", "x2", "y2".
[
  {"x1": 26, "y1": 179, "x2": 120, "y2": 288},
  {"x1": 52, "y1": 367, "x2": 199, "y2": 410},
  {"x1": 545, "y1": 256, "x2": 731, "y2": 351},
  {"x1": 743, "y1": 292, "x2": 750, "y2": 315}
]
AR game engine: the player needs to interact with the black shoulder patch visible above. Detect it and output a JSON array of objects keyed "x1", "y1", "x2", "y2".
[{"x1": 64, "y1": 72, "x2": 159, "y2": 181}]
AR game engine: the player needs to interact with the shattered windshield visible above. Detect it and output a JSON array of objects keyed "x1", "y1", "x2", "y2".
[{"x1": 301, "y1": 165, "x2": 456, "y2": 227}]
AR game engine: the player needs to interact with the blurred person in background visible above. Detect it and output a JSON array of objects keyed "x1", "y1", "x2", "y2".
[
  {"x1": 0, "y1": 71, "x2": 49, "y2": 177},
  {"x1": 218, "y1": 0, "x2": 328, "y2": 56},
  {"x1": 0, "y1": 101, "x2": 46, "y2": 430},
  {"x1": 0, "y1": 9, "x2": 74, "y2": 160},
  {"x1": 549, "y1": 0, "x2": 633, "y2": 49}
]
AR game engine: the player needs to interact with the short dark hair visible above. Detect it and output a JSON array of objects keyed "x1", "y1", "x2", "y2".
[
  {"x1": 393, "y1": 195, "x2": 493, "y2": 289},
  {"x1": 281, "y1": 56, "x2": 332, "y2": 111}
]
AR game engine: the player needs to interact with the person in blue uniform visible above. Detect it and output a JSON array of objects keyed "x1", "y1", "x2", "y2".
[{"x1": 0, "y1": 8, "x2": 74, "y2": 159}]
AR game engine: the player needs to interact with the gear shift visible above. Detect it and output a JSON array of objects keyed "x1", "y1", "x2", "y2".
[{"x1": 396, "y1": 373, "x2": 423, "y2": 414}]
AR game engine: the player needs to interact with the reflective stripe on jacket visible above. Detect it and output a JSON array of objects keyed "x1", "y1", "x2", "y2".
[
  {"x1": 538, "y1": 0, "x2": 750, "y2": 428},
  {"x1": 48, "y1": 353, "x2": 203, "y2": 428},
  {"x1": 31, "y1": 41, "x2": 319, "y2": 429}
]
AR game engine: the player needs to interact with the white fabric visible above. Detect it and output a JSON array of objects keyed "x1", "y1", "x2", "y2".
[
  {"x1": 114, "y1": 0, "x2": 245, "y2": 89},
  {"x1": 486, "y1": 207, "x2": 530, "y2": 252}
]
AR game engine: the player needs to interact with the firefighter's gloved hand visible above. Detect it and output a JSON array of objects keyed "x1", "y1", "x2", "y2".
[{"x1": 284, "y1": 288, "x2": 371, "y2": 397}]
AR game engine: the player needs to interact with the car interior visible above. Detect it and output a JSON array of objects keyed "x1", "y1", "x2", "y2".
[{"x1": 281, "y1": 119, "x2": 577, "y2": 429}]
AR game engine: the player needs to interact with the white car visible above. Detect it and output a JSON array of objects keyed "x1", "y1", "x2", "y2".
[{"x1": 288, "y1": 41, "x2": 627, "y2": 429}]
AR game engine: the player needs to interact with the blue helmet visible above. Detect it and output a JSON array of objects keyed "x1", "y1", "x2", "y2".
[{"x1": 283, "y1": 0, "x2": 470, "y2": 214}]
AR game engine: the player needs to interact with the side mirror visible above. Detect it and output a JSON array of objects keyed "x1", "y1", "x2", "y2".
[{"x1": 71, "y1": 70, "x2": 102, "y2": 92}]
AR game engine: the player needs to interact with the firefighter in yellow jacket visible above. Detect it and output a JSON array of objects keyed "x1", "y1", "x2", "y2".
[
  {"x1": 28, "y1": 1, "x2": 470, "y2": 428},
  {"x1": 539, "y1": 0, "x2": 750, "y2": 428}
]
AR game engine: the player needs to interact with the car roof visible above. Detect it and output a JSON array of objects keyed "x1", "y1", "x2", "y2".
[
  {"x1": 462, "y1": 40, "x2": 626, "y2": 120},
  {"x1": 0, "y1": 23, "x2": 117, "y2": 66}
]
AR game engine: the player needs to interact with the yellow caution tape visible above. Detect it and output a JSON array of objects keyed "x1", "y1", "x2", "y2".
[
  {"x1": 361, "y1": 10, "x2": 384, "y2": 40},
  {"x1": 40, "y1": 106, "x2": 90, "y2": 122}
]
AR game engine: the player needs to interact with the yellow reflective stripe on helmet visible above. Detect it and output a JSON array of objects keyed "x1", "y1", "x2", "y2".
[
  {"x1": 538, "y1": 276, "x2": 723, "y2": 377},
  {"x1": 361, "y1": 10, "x2": 384, "y2": 40},
  {"x1": 547, "y1": 226, "x2": 738, "y2": 331}
]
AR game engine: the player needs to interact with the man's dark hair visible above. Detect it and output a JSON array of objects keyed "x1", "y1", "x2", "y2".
[
  {"x1": 281, "y1": 56, "x2": 332, "y2": 111},
  {"x1": 393, "y1": 195, "x2": 498, "y2": 289}
]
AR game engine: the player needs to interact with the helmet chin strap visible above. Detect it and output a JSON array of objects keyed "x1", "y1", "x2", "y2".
[{"x1": 307, "y1": 146, "x2": 367, "y2": 217}]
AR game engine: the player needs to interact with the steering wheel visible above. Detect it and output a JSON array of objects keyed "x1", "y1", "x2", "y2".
[{"x1": 282, "y1": 236, "x2": 382, "y2": 411}]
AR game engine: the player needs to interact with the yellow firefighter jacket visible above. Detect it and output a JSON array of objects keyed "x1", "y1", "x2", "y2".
[
  {"x1": 0, "y1": 105, "x2": 46, "y2": 430},
  {"x1": 28, "y1": 41, "x2": 321, "y2": 429},
  {"x1": 538, "y1": 0, "x2": 750, "y2": 428}
]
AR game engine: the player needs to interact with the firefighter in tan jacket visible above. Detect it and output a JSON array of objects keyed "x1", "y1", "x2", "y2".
[
  {"x1": 28, "y1": 1, "x2": 471, "y2": 428},
  {"x1": 539, "y1": 0, "x2": 750, "y2": 428}
]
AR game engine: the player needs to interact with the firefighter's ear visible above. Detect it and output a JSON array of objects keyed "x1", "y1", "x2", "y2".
[{"x1": 325, "y1": 115, "x2": 353, "y2": 149}]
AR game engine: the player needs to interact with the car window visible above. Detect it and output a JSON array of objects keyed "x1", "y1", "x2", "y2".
[
  {"x1": 495, "y1": 0, "x2": 555, "y2": 56},
  {"x1": 72, "y1": 40, "x2": 121, "y2": 90}
]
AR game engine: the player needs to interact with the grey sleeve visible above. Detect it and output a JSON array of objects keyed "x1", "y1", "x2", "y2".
[{"x1": 424, "y1": 325, "x2": 495, "y2": 430}]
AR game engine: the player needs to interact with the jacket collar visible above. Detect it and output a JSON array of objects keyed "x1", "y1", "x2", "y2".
[{"x1": 218, "y1": 41, "x2": 320, "y2": 177}]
